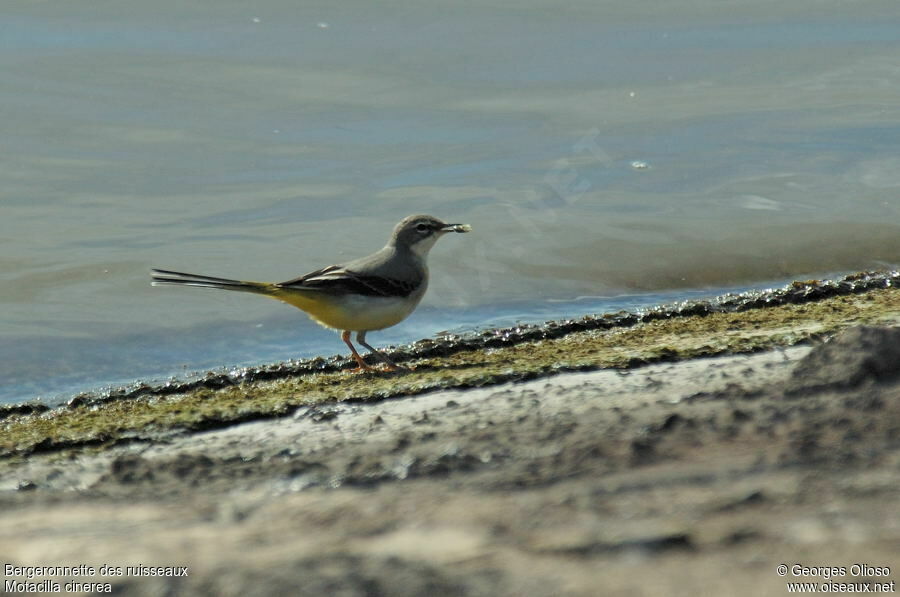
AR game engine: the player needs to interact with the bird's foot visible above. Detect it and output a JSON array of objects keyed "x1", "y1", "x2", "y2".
[
  {"x1": 347, "y1": 351, "x2": 413, "y2": 374},
  {"x1": 349, "y1": 354, "x2": 377, "y2": 373}
]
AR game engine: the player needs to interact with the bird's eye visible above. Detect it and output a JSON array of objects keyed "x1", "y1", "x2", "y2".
[{"x1": 415, "y1": 223, "x2": 431, "y2": 233}]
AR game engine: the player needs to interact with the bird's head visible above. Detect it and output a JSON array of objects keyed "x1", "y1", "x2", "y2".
[{"x1": 390, "y1": 214, "x2": 471, "y2": 257}]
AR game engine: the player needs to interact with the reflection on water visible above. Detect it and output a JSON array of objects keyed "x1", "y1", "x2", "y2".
[{"x1": 1, "y1": 0, "x2": 899, "y2": 404}]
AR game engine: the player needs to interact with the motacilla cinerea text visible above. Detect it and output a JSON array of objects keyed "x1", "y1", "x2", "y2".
[{"x1": 151, "y1": 214, "x2": 470, "y2": 371}]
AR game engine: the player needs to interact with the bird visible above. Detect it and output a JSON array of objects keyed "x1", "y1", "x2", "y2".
[{"x1": 151, "y1": 214, "x2": 471, "y2": 372}]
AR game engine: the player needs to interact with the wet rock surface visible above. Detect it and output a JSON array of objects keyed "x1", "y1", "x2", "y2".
[{"x1": 59, "y1": 269, "x2": 900, "y2": 410}]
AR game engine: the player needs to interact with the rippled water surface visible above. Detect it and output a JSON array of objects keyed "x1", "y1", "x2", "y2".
[{"x1": 3, "y1": 0, "x2": 899, "y2": 404}]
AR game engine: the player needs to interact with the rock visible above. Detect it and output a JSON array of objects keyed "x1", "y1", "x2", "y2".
[{"x1": 787, "y1": 326, "x2": 900, "y2": 394}]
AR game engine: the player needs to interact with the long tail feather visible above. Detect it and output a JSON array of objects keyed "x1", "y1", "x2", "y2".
[{"x1": 150, "y1": 269, "x2": 271, "y2": 294}]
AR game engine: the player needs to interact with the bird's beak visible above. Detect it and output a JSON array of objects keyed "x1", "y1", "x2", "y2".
[{"x1": 441, "y1": 223, "x2": 472, "y2": 233}]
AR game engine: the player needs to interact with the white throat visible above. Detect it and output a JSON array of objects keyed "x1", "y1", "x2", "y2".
[{"x1": 408, "y1": 233, "x2": 443, "y2": 259}]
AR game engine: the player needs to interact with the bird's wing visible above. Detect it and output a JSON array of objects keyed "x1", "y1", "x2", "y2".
[
  {"x1": 278, "y1": 264, "x2": 342, "y2": 287},
  {"x1": 277, "y1": 265, "x2": 417, "y2": 298}
]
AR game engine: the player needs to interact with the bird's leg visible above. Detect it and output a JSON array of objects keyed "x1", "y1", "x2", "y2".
[
  {"x1": 357, "y1": 331, "x2": 409, "y2": 372},
  {"x1": 342, "y1": 330, "x2": 375, "y2": 372}
]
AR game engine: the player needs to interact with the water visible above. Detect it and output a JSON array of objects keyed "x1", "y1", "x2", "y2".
[{"x1": 2, "y1": 0, "x2": 899, "y2": 405}]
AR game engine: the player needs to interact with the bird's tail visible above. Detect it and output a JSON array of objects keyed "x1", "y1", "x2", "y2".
[{"x1": 150, "y1": 269, "x2": 274, "y2": 295}]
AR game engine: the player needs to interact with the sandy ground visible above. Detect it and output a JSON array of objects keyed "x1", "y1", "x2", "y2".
[{"x1": 1, "y1": 325, "x2": 899, "y2": 596}]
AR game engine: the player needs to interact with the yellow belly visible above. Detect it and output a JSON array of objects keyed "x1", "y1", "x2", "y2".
[{"x1": 270, "y1": 289, "x2": 418, "y2": 332}]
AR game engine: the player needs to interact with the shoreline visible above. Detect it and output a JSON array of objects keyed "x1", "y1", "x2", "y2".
[
  {"x1": 5, "y1": 270, "x2": 896, "y2": 419},
  {"x1": 1, "y1": 270, "x2": 898, "y2": 458}
]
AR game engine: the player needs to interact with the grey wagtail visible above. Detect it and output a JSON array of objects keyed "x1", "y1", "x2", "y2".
[{"x1": 151, "y1": 214, "x2": 471, "y2": 372}]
